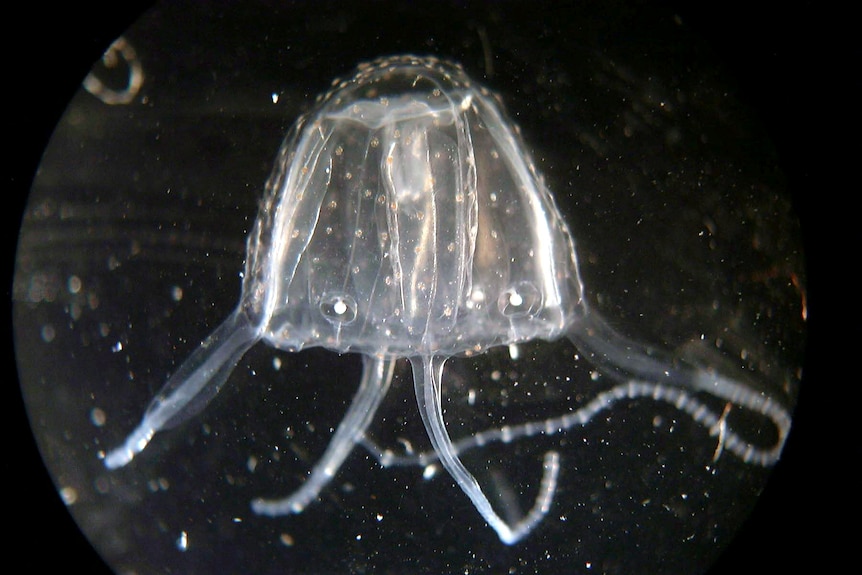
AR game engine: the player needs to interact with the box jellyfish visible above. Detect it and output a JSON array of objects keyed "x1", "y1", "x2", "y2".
[{"x1": 103, "y1": 55, "x2": 792, "y2": 545}]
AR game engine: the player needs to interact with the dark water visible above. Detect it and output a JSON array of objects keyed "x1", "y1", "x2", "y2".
[{"x1": 9, "y1": 1, "x2": 827, "y2": 574}]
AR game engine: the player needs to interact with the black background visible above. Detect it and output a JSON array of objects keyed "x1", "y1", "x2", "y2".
[{"x1": 7, "y1": 1, "x2": 842, "y2": 573}]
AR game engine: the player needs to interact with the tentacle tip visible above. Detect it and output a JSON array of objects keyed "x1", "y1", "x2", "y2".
[
  {"x1": 102, "y1": 426, "x2": 155, "y2": 470},
  {"x1": 499, "y1": 533, "x2": 520, "y2": 546},
  {"x1": 250, "y1": 497, "x2": 305, "y2": 517},
  {"x1": 102, "y1": 448, "x2": 132, "y2": 470},
  {"x1": 250, "y1": 498, "x2": 267, "y2": 515}
]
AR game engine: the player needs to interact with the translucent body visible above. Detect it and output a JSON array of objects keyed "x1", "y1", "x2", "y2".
[
  {"x1": 104, "y1": 55, "x2": 791, "y2": 545},
  {"x1": 242, "y1": 56, "x2": 583, "y2": 357}
]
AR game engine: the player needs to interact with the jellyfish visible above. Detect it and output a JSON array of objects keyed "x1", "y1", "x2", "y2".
[{"x1": 103, "y1": 55, "x2": 791, "y2": 545}]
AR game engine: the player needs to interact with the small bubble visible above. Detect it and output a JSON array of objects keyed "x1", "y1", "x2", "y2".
[
  {"x1": 59, "y1": 486, "x2": 78, "y2": 505},
  {"x1": 90, "y1": 407, "x2": 106, "y2": 427},
  {"x1": 67, "y1": 275, "x2": 82, "y2": 294},
  {"x1": 171, "y1": 286, "x2": 183, "y2": 302},
  {"x1": 41, "y1": 324, "x2": 56, "y2": 343},
  {"x1": 280, "y1": 533, "x2": 295, "y2": 547},
  {"x1": 147, "y1": 477, "x2": 170, "y2": 492}
]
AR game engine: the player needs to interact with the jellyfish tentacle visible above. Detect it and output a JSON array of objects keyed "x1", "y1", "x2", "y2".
[
  {"x1": 568, "y1": 314, "x2": 792, "y2": 464},
  {"x1": 252, "y1": 355, "x2": 396, "y2": 516},
  {"x1": 412, "y1": 355, "x2": 558, "y2": 545},
  {"x1": 365, "y1": 374, "x2": 790, "y2": 474},
  {"x1": 103, "y1": 309, "x2": 260, "y2": 469},
  {"x1": 689, "y1": 372, "x2": 792, "y2": 465}
]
